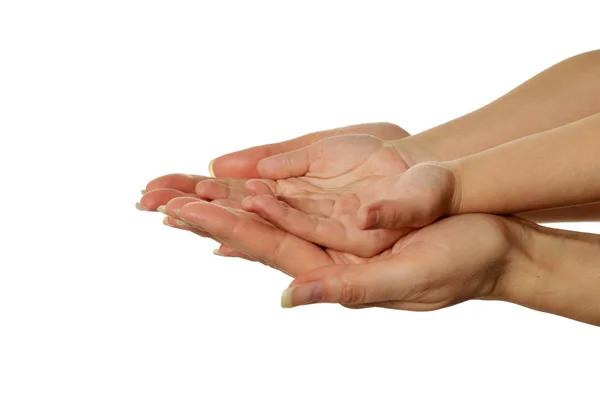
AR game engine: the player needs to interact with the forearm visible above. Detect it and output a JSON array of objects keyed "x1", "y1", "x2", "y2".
[
  {"x1": 448, "y1": 112, "x2": 600, "y2": 215},
  {"x1": 399, "y1": 50, "x2": 600, "y2": 164},
  {"x1": 518, "y1": 202, "x2": 600, "y2": 223},
  {"x1": 502, "y1": 220, "x2": 600, "y2": 326}
]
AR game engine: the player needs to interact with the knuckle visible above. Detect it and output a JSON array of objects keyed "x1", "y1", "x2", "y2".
[
  {"x1": 384, "y1": 208, "x2": 405, "y2": 228},
  {"x1": 338, "y1": 277, "x2": 367, "y2": 305}
]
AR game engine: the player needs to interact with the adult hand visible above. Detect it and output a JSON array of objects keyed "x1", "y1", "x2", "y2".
[
  {"x1": 137, "y1": 122, "x2": 410, "y2": 212},
  {"x1": 168, "y1": 200, "x2": 521, "y2": 311}
]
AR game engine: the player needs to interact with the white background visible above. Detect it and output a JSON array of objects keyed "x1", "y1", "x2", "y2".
[{"x1": 1, "y1": 1, "x2": 599, "y2": 398}]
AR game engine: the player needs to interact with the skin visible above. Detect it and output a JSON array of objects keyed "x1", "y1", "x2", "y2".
[
  {"x1": 135, "y1": 50, "x2": 600, "y2": 324},
  {"x1": 358, "y1": 112, "x2": 600, "y2": 230},
  {"x1": 140, "y1": 50, "x2": 600, "y2": 230},
  {"x1": 138, "y1": 122, "x2": 411, "y2": 256},
  {"x1": 160, "y1": 199, "x2": 600, "y2": 326}
]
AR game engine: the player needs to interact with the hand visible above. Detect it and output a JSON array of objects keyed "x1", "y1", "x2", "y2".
[
  {"x1": 355, "y1": 162, "x2": 458, "y2": 230},
  {"x1": 210, "y1": 122, "x2": 410, "y2": 178},
  {"x1": 135, "y1": 123, "x2": 411, "y2": 258},
  {"x1": 168, "y1": 200, "x2": 521, "y2": 311},
  {"x1": 137, "y1": 122, "x2": 410, "y2": 212},
  {"x1": 281, "y1": 213, "x2": 521, "y2": 310},
  {"x1": 238, "y1": 136, "x2": 430, "y2": 257}
]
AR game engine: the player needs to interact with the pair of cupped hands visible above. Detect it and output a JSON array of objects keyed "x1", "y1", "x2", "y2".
[{"x1": 138, "y1": 123, "x2": 522, "y2": 310}]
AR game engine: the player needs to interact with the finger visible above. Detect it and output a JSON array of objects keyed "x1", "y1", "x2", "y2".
[
  {"x1": 241, "y1": 195, "x2": 349, "y2": 251},
  {"x1": 138, "y1": 188, "x2": 197, "y2": 211},
  {"x1": 247, "y1": 178, "x2": 325, "y2": 197},
  {"x1": 357, "y1": 198, "x2": 433, "y2": 230},
  {"x1": 145, "y1": 173, "x2": 210, "y2": 194},
  {"x1": 280, "y1": 261, "x2": 405, "y2": 308},
  {"x1": 163, "y1": 215, "x2": 212, "y2": 238},
  {"x1": 210, "y1": 123, "x2": 410, "y2": 178},
  {"x1": 245, "y1": 179, "x2": 277, "y2": 196},
  {"x1": 277, "y1": 195, "x2": 334, "y2": 217},
  {"x1": 178, "y1": 201, "x2": 332, "y2": 277},
  {"x1": 195, "y1": 179, "x2": 248, "y2": 202},
  {"x1": 163, "y1": 196, "x2": 204, "y2": 218},
  {"x1": 214, "y1": 243, "x2": 256, "y2": 261},
  {"x1": 211, "y1": 198, "x2": 241, "y2": 209},
  {"x1": 162, "y1": 197, "x2": 214, "y2": 237},
  {"x1": 256, "y1": 144, "x2": 319, "y2": 179}
]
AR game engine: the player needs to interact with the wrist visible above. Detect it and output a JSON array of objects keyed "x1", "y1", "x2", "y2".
[
  {"x1": 441, "y1": 160, "x2": 463, "y2": 216},
  {"x1": 499, "y1": 220, "x2": 600, "y2": 326},
  {"x1": 390, "y1": 135, "x2": 441, "y2": 168},
  {"x1": 390, "y1": 139, "x2": 464, "y2": 218}
]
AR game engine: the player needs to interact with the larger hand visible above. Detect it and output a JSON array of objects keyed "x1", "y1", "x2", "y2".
[{"x1": 171, "y1": 201, "x2": 521, "y2": 311}]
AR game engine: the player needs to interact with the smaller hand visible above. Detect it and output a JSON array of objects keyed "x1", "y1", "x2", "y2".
[
  {"x1": 240, "y1": 162, "x2": 457, "y2": 257},
  {"x1": 356, "y1": 162, "x2": 459, "y2": 230},
  {"x1": 211, "y1": 122, "x2": 410, "y2": 178}
]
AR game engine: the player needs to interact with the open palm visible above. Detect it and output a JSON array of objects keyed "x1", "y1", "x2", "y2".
[
  {"x1": 137, "y1": 123, "x2": 410, "y2": 211},
  {"x1": 242, "y1": 162, "x2": 455, "y2": 257}
]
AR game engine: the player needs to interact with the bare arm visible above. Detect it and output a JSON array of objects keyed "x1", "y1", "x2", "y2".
[
  {"x1": 518, "y1": 201, "x2": 600, "y2": 223},
  {"x1": 401, "y1": 50, "x2": 600, "y2": 163},
  {"x1": 211, "y1": 50, "x2": 600, "y2": 178},
  {"x1": 450, "y1": 113, "x2": 600, "y2": 215},
  {"x1": 503, "y1": 220, "x2": 600, "y2": 326},
  {"x1": 358, "y1": 113, "x2": 600, "y2": 230}
]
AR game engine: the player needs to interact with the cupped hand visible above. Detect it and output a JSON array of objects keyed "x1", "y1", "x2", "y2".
[
  {"x1": 211, "y1": 122, "x2": 410, "y2": 178},
  {"x1": 136, "y1": 123, "x2": 411, "y2": 259},
  {"x1": 170, "y1": 200, "x2": 522, "y2": 311},
  {"x1": 282, "y1": 213, "x2": 521, "y2": 310},
  {"x1": 137, "y1": 122, "x2": 410, "y2": 212},
  {"x1": 228, "y1": 132, "x2": 421, "y2": 257},
  {"x1": 239, "y1": 162, "x2": 457, "y2": 257}
]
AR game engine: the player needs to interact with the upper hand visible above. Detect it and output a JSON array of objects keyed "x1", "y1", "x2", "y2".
[
  {"x1": 137, "y1": 122, "x2": 410, "y2": 211},
  {"x1": 236, "y1": 136, "x2": 430, "y2": 257},
  {"x1": 210, "y1": 122, "x2": 410, "y2": 178}
]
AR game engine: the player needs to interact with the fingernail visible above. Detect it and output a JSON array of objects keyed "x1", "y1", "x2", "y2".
[
  {"x1": 213, "y1": 249, "x2": 228, "y2": 257},
  {"x1": 364, "y1": 209, "x2": 380, "y2": 229},
  {"x1": 281, "y1": 282, "x2": 324, "y2": 308},
  {"x1": 141, "y1": 189, "x2": 147, "y2": 195},
  {"x1": 208, "y1": 159, "x2": 216, "y2": 178},
  {"x1": 157, "y1": 205, "x2": 167, "y2": 214},
  {"x1": 176, "y1": 219, "x2": 191, "y2": 227},
  {"x1": 162, "y1": 216, "x2": 171, "y2": 226},
  {"x1": 135, "y1": 202, "x2": 149, "y2": 211}
]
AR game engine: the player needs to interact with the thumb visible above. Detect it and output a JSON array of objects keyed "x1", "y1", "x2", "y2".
[
  {"x1": 256, "y1": 144, "x2": 320, "y2": 179},
  {"x1": 280, "y1": 262, "x2": 400, "y2": 308},
  {"x1": 356, "y1": 198, "x2": 434, "y2": 230},
  {"x1": 357, "y1": 163, "x2": 455, "y2": 230}
]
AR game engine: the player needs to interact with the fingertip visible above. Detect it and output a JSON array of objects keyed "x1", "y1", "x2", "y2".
[
  {"x1": 245, "y1": 179, "x2": 275, "y2": 196},
  {"x1": 244, "y1": 179, "x2": 259, "y2": 195},
  {"x1": 280, "y1": 281, "x2": 325, "y2": 308},
  {"x1": 356, "y1": 204, "x2": 380, "y2": 230},
  {"x1": 240, "y1": 195, "x2": 255, "y2": 211},
  {"x1": 176, "y1": 199, "x2": 208, "y2": 222},
  {"x1": 210, "y1": 149, "x2": 265, "y2": 178},
  {"x1": 241, "y1": 194, "x2": 279, "y2": 216},
  {"x1": 194, "y1": 180, "x2": 211, "y2": 197},
  {"x1": 256, "y1": 157, "x2": 280, "y2": 179},
  {"x1": 208, "y1": 158, "x2": 216, "y2": 177}
]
